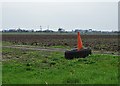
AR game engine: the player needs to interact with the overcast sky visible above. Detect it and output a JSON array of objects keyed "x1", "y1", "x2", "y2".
[{"x1": 1, "y1": 1, "x2": 118, "y2": 31}]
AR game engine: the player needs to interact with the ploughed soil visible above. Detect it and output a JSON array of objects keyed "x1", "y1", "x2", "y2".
[{"x1": 2, "y1": 34, "x2": 119, "y2": 52}]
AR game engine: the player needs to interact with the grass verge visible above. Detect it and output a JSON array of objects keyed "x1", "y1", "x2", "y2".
[{"x1": 2, "y1": 47, "x2": 119, "y2": 84}]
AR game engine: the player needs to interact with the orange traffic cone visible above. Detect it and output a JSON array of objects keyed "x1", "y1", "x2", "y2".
[{"x1": 77, "y1": 32, "x2": 83, "y2": 51}]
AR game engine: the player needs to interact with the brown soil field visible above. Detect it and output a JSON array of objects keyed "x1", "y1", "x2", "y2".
[{"x1": 2, "y1": 34, "x2": 119, "y2": 52}]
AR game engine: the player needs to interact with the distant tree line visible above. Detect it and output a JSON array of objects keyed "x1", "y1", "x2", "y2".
[
  {"x1": 2, "y1": 28, "x2": 33, "y2": 32},
  {"x1": 2, "y1": 28, "x2": 120, "y2": 34},
  {"x1": 2, "y1": 28, "x2": 66, "y2": 33},
  {"x1": 2, "y1": 28, "x2": 54, "y2": 33}
]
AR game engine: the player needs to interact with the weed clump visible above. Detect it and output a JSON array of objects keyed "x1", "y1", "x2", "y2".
[
  {"x1": 26, "y1": 63, "x2": 31, "y2": 66},
  {"x1": 50, "y1": 61, "x2": 56, "y2": 66},
  {"x1": 25, "y1": 63, "x2": 34, "y2": 71},
  {"x1": 42, "y1": 59, "x2": 48, "y2": 63},
  {"x1": 63, "y1": 77, "x2": 80, "y2": 84}
]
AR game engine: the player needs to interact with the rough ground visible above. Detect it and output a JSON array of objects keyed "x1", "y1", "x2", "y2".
[
  {"x1": 2, "y1": 45, "x2": 118, "y2": 56},
  {"x1": 2, "y1": 45, "x2": 67, "y2": 52}
]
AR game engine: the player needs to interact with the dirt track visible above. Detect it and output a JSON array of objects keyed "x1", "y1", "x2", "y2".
[
  {"x1": 2, "y1": 45, "x2": 118, "y2": 55},
  {"x1": 2, "y1": 45, "x2": 67, "y2": 52}
]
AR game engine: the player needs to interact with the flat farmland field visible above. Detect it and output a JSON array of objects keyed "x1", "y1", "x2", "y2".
[
  {"x1": 2, "y1": 33, "x2": 119, "y2": 84},
  {"x1": 2, "y1": 34, "x2": 119, "y2": 52}
]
